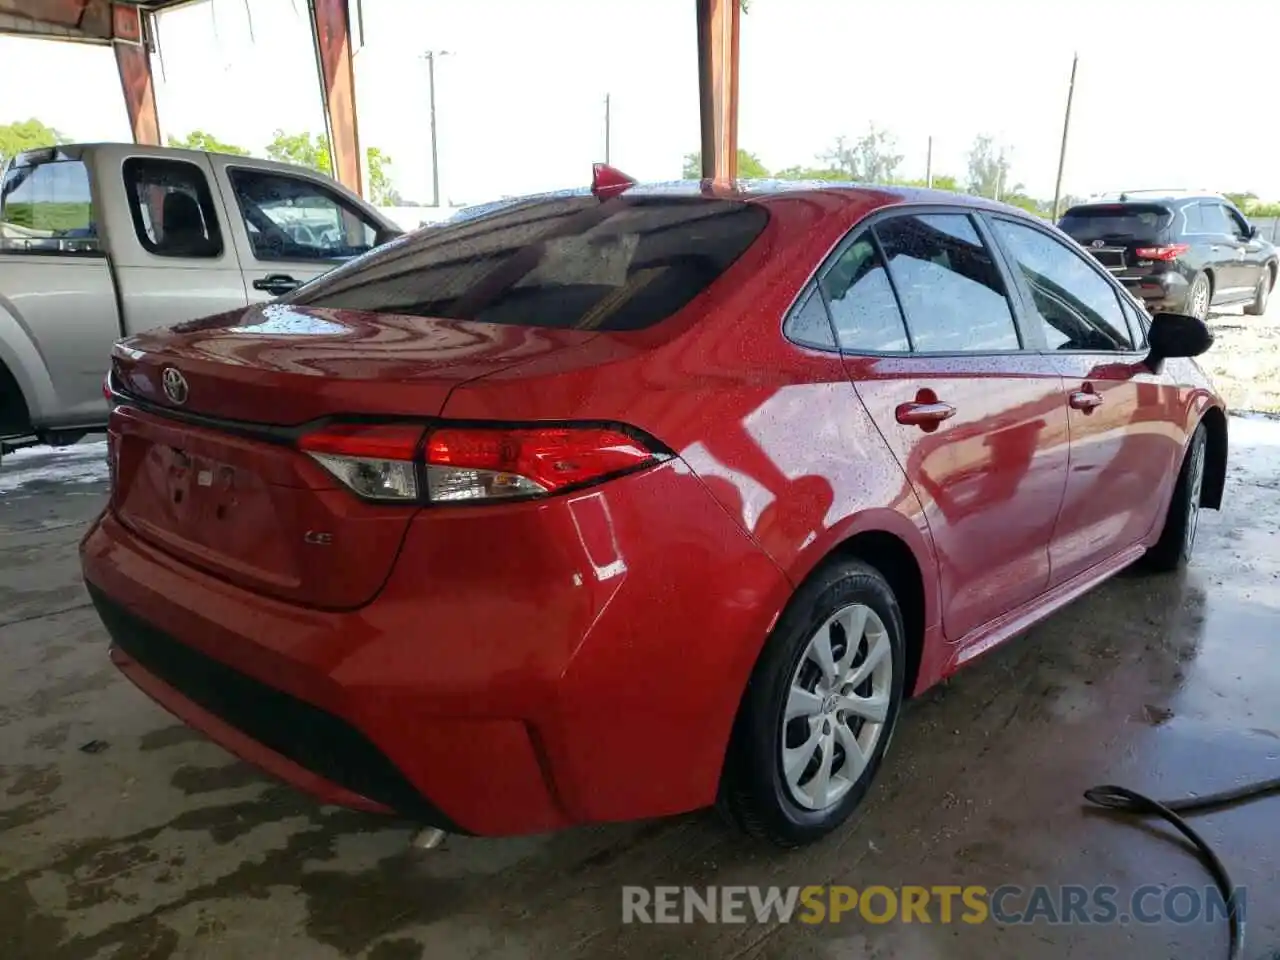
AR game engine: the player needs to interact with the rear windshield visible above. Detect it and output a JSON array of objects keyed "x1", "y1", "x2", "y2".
[
  {"x1": 288, "y1": 195, "x2": 769, "y2": 331},
  {"x1": 1058, "y1": 205, "x2": 1171, "y2": 244}
]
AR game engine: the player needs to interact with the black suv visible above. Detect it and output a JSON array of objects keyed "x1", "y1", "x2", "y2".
[{"x1": 1058, "y1": 192, "x2": 1277, "y2": 320}]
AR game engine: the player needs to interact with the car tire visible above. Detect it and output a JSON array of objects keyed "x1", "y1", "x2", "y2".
[
  {"x1": 1186, "y1": 271, "x2": 1212, "y2": 321},
  {"x1": 1243, "y1": 266, "x2": 1273, "y2": 316},
  {"x1": 719, "y1": 558, "x2": 906, "y2": 847},
  {"x1": 1142, "y1": 423, "x2": 1208, "y2": 573}
]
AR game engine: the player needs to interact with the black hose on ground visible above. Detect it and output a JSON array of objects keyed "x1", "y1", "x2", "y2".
[{"x1": 1083, "y1": 776, "x2": 1280, "y2": 960}]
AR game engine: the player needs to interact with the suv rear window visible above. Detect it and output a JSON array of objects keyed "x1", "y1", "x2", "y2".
[
  {"x1": 1058, "y1": 204, "x2": 1171, "y2": 244},
  {"x1": 290, "y1": 195, "x2": 769, "y2": 331}
]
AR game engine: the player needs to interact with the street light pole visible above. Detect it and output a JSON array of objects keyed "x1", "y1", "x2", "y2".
[{"x1": 423, "y1": 50, "x2": 450, "y2": 207}]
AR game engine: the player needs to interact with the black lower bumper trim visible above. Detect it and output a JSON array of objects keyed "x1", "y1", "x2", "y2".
[{"x1": 86, "y1": 582, "x2": 461, "y2": 830}]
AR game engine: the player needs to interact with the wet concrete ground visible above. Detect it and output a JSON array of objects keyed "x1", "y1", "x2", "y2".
[{"x1": 2, "y1": 419, "x2": 1279, "y2": 960}]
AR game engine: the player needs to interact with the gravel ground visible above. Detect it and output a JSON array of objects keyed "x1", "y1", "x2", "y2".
[{"x1": 1201, "y1": 295, "x2": 1280, "y2": 415}]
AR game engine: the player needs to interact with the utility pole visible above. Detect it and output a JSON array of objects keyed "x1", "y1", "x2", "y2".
[
  {"x1": 1052, "y1": 52, "x2": 1079, "y2": 222},
  {"x1": 604, "y1": 93, "x2": 612, "y2": 164},
  {"x1": 423, "y1": 50, "x2": 451, "y2": 207},
  {"x1": 926, "y1": 135, "x2": 933, "y2": 188}
]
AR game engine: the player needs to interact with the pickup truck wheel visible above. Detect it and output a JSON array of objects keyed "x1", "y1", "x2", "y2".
[{"x1": 0, "y1": 361, "x2": 32, "y2": 438}]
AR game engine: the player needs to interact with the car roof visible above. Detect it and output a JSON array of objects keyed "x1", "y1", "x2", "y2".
[
  {"x1": 1075, "y1": 190, "x2": 1228, "y2": 207},
  {"x1": 447, "y1": 178, "x2": 1042, "y2": 224}
]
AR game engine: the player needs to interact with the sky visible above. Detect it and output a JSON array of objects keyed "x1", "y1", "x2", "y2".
[{"x1": 3, "y1": 0, "x2": 1279, "y2": 206}]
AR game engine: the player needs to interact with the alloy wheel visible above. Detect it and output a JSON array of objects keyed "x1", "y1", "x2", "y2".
[
  {"x1": 1184, "y1": 437, "x2": 1206, "y2": 557},
  {"x1": 780, "y1": 602, "x2": 893, "y2": 811},
  {"x1": 1189, "y1": 276, "x2": 1211, "y2": 321}
]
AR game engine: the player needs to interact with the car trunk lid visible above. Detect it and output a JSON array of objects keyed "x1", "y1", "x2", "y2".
[{"x1": 108, "y1": 303, "x2": 599, "y2": 609}]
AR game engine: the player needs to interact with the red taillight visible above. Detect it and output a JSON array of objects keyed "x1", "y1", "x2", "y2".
[
  {"x1": 297, "y1": 422, "x2": 661, "y2": 504},
  {"x1": 426, "y1": 426, "x2": 655, "y2": 501},
  {"x1": 1135, "y1": 243, "x2": 1189, "y2": 261},
  {"x1": 102, "y1": 373, "x2": 112, "y2": 401},
  {"x1": 298, "y1": 422, "x2": 424, "y2": 461}
]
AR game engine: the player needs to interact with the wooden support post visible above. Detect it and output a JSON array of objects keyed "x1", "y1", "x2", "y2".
[
  {"x1": 112, "y1": 3, "x2": 159, "y2": 145},
  {"x1": 308, "y1": 0, "x2": 363, "y2": 196},
  {"x1": 695, "y1": 0, "x2": 740, "y2": 182}
]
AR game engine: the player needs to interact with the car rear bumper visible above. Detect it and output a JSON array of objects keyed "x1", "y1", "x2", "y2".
[
  {"x1": 1118, "y1": 271, "x2": 1190, "y2": 312},
  {"x1": 81, "y1": 461, "x2": 790, "y2": 835}
]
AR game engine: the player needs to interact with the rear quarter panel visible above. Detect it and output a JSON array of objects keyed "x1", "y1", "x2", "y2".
[{"x1": 441, "y1": 191, "x2": 943, "y2": 671}]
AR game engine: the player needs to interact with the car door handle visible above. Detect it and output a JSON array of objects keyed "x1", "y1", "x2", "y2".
[
  {"x1": 252, "y1": 274, "x2": 301, "y2": 296},
  {"x1": 895, "y1": 401, "x2": 956, "y2": 427},
  {"x1": 1069, "y1": 390, "x2": 1104, "y2": 411}
]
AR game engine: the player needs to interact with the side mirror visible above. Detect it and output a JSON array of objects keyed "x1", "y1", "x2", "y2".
[
  {"x1": 1246, "y1": 223, "x2": 1259, "y2": 241},
  {"x1": 1145, "y1": 312, "x2": 1213, "y2": 371}
]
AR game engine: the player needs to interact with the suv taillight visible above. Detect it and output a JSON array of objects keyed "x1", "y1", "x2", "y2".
[
  {"x1": 298, "y1": 422, "x2": 664, "y2": 504},
  {"x1": 1135, "y1": 243, "x2": 1189, "y2": 261}
]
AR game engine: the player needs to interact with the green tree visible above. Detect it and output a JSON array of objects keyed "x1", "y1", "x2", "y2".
[
  {"x1": 1226, "y1": 191, "x2": 1258, "y2": 212},
  {"x1": 682, "y1": 148, "x2": 769, "y2": 179},
  {"x1": 818, "y1": 124, "x2": 903, "y2": 183},
  {"x1": 966, "y1": 134, "x2": 1019, "y2": 199},
  {"x1": 0, "y1": 118, "x2": 67, "y2": 167},
  {"x1": 773, "y1": 165, "x2": 846, "y2": 181},
  {"x1": 265, "y1": 130, "x2": 399, "y2": 203},
  {"x1": 896, "y1": 174, "x2": 962, "y2": 192},
  {"x1": 266, "y1": 130, "x2": 332, "y2": 174},
  {"x1": 365, "y1": 147, "x2": 401, "y2": 205},
  {"x1": 166, "y1": 130, "x2": 250, "y2": 156}
]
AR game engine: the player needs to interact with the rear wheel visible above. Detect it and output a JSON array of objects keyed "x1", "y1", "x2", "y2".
[
  {"x1": 1244, "y1": 266, "x2": 1274, "y2": 316},
  {"x1": 1186, "y1": 272, "x2": 1211, "y2": 320},
  {"x1": 720, "y1": 559, "x2": 906, "y2": 847},
  {"x1": 0, "y1": 361, "x2": 32, "y2": 439},
  {"x1": 1143, "y1": 423, "x2": 1207, "y2": 572}
]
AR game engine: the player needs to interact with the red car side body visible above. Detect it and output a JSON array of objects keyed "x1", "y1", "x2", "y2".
[{"x1": 81, "y1": 182, "x2": 1228, "y2": 836}]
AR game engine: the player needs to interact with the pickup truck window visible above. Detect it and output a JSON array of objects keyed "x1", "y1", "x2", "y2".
[
  {"x1": 0, "y1": 158, "x2": 99, "y2": 255},
  {"x1": 123, "y1": 158, "x2": 223, "y2": 259},
  {"x1": 228, "y1": 168, "x2": 379, "y2": 263}
]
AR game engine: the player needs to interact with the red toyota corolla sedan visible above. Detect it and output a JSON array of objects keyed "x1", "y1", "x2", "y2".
[{"x1": 82, "y1": 169, "x2": 1226, "y2": 847}]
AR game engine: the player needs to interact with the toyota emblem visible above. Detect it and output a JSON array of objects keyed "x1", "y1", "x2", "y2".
[
  {"x1": 162, "y1": 367, "x2": 189, "y2": 405},
  {"x1": 1091, "y1": 239, "x2": 1105, "y2": 248}
]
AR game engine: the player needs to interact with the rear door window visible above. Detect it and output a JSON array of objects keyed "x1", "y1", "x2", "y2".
[
  {"x1": 0, "y1": 155, "x2": 99, "y2": 255},
  {"x1": 818, "y1": 234, "x2": 910, "y2": 352},
  {"x1": 1197, "y1": 203, "x2": 1233, "y2": 236},
  {"x1": 1058, "y1": 205, "x2": 1171, "y2": 244},
  {"x1": 291, "y1": 195, "x2": 770, "y2": 331},
  {"x1": 124, "y1": 158, "x2": 223, "y2": 258},
  {"x1": 872, "y1": 213, "x2": 1020, "y2": 352},
  {"x1": 784, "y1": 287, "x2": 837, "y2": 349}
]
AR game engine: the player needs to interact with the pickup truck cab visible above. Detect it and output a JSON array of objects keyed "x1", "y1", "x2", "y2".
[{"x1": 0, "y1": 142, "x2": 402, "y2": 455}]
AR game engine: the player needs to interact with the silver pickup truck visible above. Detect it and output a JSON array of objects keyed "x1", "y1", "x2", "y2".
[{"x1": 0, "y1": 142, "x2": 403, "y2": 457}]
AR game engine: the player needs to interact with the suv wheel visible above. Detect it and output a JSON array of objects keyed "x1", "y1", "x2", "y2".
[
  {"x1": 720, "y1": 559, "x2": 906, "y2": 847},
  {"x1": 1244, "y1": 267, "x2": 1273, "y2": 316},
  {"x1": 1186, "y1": 272, "x2": 1211, "y2": 320}
]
